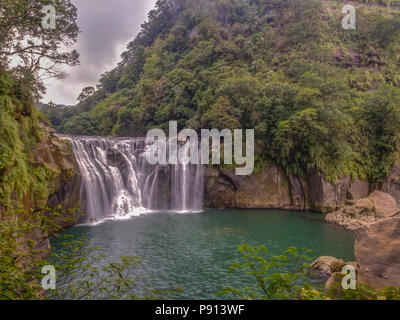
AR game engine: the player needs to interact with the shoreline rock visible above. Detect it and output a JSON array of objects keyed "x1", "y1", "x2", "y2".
[
  {"x1": 310, "y1": 256, "x2": 359, "y2": 290},
  {"x1": 355, "y1": 217, "x2": 400, "y2": 290},
  {"x1": 325, "y1": 191, "x2": 400, "y2": 231},
  {"x1": 310, "y1": 256, "x2": 347, "y2": 276}
]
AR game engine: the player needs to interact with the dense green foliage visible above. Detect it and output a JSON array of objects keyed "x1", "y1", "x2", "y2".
[
  {"x1": 219, "y1": 243, "x2": 400, "y2": 300},
  {"x1": 43, "y1": 0, "x2": 400, "y2": 183},
  {"x1": 0, "y1": 67, "x2": 59, "y2": 210}
]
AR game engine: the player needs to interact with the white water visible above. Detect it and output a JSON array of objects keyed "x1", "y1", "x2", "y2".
[{"x1": 60, "y1": 136, "x2": 204, "y2": 223}]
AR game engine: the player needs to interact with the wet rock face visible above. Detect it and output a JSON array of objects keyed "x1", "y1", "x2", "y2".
[
  {"x1": 106, "y1": 148, "x2": 126, "y2": 167},
  {"x1": 347, "y1": 180, "x2": 369, "y2": 201},
  {"x1": 12, "y1": 126, "x2": 83, "y2": 254},
  {"x1": 306, "y1": 172, "x2": 351, "y2": 213},
  {"x1": 204, "y1": 162, "x2": 400, "y2": 217},
  {"x1": 106, "y1": 147, "x2": 173, "y2": 211},
  {"x1": 142, "y1": 165, "x2": 173, "y2": 211},
  {"x1": 288, "y1": 175, "x2": 309, "y2": 210},
  {"x1": 204, "y1": 166, "x2": 297, "y2": 210},
  {"x1": 36, "y1": 127, "x2": 82, "y2": 229},
  {"x1": 382, "y1": 160, "x2": 400, "y2": 206},
  {"x1": 355, "y1": 218, "x2": 400, "y2": 289}
]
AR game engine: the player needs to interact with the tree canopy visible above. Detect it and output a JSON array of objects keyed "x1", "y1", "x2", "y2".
[{"x1": 0, "y1": 0, "x2": 79, "y2": 97}]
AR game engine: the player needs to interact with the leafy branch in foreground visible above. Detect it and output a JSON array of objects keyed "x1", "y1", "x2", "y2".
[
  {"x1": 218, "y1": 244, "x2": 318, "y2": 300},
  {"x1": 325, "y1": 279, "x2": 400, "y2": 300},
  {"x1": 218, "y1": 243, "x2": 400, "y2": 300}
]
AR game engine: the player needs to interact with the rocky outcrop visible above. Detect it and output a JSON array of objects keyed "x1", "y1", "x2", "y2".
[
  {"x1": 311, "y1": 256, "x2": 359, "y2": 291},
  {"x1": 347, "y1": 180, "x2": 369, "y2": 201},
  {"x1": 32, "y1": 125, "x2": 82, "y2": 229},
  {"x1": 205, "y1": 165, "x2": 371, "y2": 213},
  {"x1": 204, "y1": 166, "x2": 306, "y2": 210},
  {"x1": 355, "y1": 217, "x2": 400, "y2": 290},
  {"x1": 369, "y1": 191, "x2": 399, "y2": 218},
  {"x1": 306, "y1": 172, "x2": 351, "y2": 213},
  {"x1": 0, "y1": 125, "x2": 82, "y2": 263},
  {"x1": 311, "y1": 256, "x2": 347, "y2": 276},
  {"x1": 325, "y1": 191, "x2": 400, "y2": 231}
]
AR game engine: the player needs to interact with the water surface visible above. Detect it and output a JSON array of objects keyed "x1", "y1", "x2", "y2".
[{"x1": 52, "y1": 209, "x2": 354, "y2": 299}]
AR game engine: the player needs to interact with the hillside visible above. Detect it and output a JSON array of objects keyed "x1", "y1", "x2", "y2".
[{"x1": 43, "y1": 0, "x2": 400, "y2": 184}]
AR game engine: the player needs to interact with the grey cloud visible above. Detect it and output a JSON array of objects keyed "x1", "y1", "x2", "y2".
[{"x1": 43, "y1": 0, "x2": 156, "y2": 105}]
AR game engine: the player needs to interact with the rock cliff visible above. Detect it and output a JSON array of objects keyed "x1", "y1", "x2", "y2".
[
  {"x1": 204, "y1": 166, "x2": 303, "y2": 210},
  {"x1": 382, "y1": 159, "x2": 400, "y2": 207},
  {"x1": 205, "y1": 166, "x2": 371, "y2": 213},
  {"x1": 38, "y1": 126, "x2": 82, "y2": 229},
  {"x1": 0, "y1": 124, "x2": 82, "y2": 228}
]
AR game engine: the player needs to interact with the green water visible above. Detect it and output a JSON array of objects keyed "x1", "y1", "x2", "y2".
[{"x1": 51, "y1": 209, "x2": 355, "y2": 299}]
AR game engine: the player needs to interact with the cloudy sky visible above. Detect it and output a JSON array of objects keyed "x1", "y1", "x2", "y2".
[{"x1": 42, "y1": 0, "x2": 157, "y2": 105}]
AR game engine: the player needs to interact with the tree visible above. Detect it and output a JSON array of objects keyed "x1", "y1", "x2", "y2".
[
  {"x1": 0, "y1": 0, "x2": 80, "y2": 96},
  {"x1": 201, "y1": 96, "x2": 241, "y2": 130},
  {"x1": 47, "y1": 101, "x2": 57, "y2": 108},
  {"x1": 77, "y1": 86, "x2": 95, "y2": 102}
]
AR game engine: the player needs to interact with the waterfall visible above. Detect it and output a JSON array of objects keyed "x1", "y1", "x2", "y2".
[{"x1": 60, "y1": 135, "x2": 204, "y2": 223}]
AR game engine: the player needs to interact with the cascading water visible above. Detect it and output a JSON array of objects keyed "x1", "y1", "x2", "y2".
[{"x1": 60, "y1": 135, "x2": 204, "y2": 223}]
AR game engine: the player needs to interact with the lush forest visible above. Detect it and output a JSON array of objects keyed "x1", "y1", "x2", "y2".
[{"x1": 42, "y1": 0, "x2": 400, "y2": 184}]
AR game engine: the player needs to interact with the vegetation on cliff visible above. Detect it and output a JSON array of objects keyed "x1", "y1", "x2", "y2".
[
  {"x1": 43, "y1": 0, "x2": 400, "y2": 184},
  {"x1": 0, "y1": 0, "x2": 80, "y2": 212},
  {"x1": 0, "y1": 67, "x2": 56, "y2": 210}
]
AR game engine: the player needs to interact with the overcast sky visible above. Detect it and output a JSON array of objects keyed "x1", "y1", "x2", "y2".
[{"x1": 42, "y1": 0, "x2": 157, "y2": 105}]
